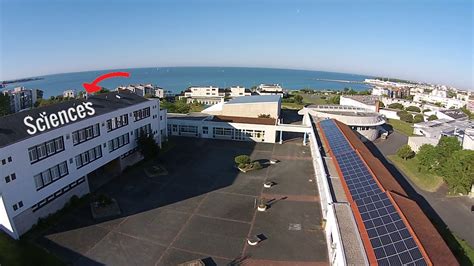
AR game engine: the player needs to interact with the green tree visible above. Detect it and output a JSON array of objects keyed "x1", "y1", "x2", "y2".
[
  {"x1": 440, "y1": 150, "x2": 474, "y2": 195},
  {"x1": 397, "y1": 111, "x2": 413, "y2": 123},
  {"x1": 0, "y1": 93, "x2": 10, "y2": 117},
  {"x1": 437, "y1": 136, "x2": 461, "y2": 159},
  {"x1": 326, "y1": 95, "x2": 340, "y2": 104},
  {"x1": 388, "y1": 103, "x2": 404, "y2": 110},
  {"x1": 294, "y1": 94, "x2": 303, "y2": 104},
  {"x1": 406, "y1": 106, "x2": 421, "y2": 113},
  {"x1": 137, "y1": 134, "x2": 160, "y2": 160},
  {"x1": 416, "y1": 144, "x2": 439, "y2": 172},
  {"x1": 397, "y1": 144, "x2": 415, "y2": 160},
  {"x1": 427, "y1": 114, "x2": 438, "y2": 121},
  {"x1": 413, "y1": 114, "x2": 424, "y2": 123},
  {"x1": 378, "y1": 101, "x2": 385, "y2": 108}
]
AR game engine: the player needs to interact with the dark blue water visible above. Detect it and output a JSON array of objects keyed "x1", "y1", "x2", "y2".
[{"x1": 2, "y1": 67, "x2": 372, "y2": 98}]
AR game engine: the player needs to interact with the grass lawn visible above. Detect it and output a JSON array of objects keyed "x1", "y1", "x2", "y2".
[
  {"x1": 387, "y1": 155, "x2": 443, "y2": 192},
  {"x1": 0, "y1": 233, "x2": 63, "y2": 266},
  {"x1": 453, "y1": 235, "x2": 474, "y2": 265},
  {"x1": 387, "y1": 118, "x2": 414, "y2": 136},
  {"x1": 282, "y1": 102, "x2": 304, "y2": 109},
  {"x1": 282, "y1": 91, "x2": 337, "y2": 109}
]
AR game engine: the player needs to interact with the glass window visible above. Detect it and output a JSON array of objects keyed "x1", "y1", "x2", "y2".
[
  {"x1": 42, "y1": 170, "x2": 52, "y2": 185},
  {"x1": 34, "y1": 174, "x2": 43, "y2": 189},
  {"x1": 59, "y1": 162, "x2": 68, "y2": 176},
  {"x1": 51, "y1": 166, "x2": 60, "y2": 180},
  {"x1": 72, "y1": 132, "x2": 79, "y2": 144},
  {"x1": 55, "y1": 137, "x2": 64, "y2": 151},
  {"x1": 46, "y1": 141, "x2": 56, "y2": 155},
  {"x1": 37, "y1": 144, "x2": 47, "y2": 159},
  {"x1": 29, "y1": 148, "x2": 38, "y2": 162}
]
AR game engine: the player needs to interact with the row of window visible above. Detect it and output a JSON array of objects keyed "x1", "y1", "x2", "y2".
[
  {"x1": 133, "y1": 107, "x2": 151, "y2": 121},
  {"x1": 33, "y1": 161, "x2": 68, "y2": 190},
  {"x1": 28, "y1": 137, "x2": 65, "y2": 164},
  {"x1": 4, "y1": 173, "x2": 16, "y2": 183},
  {"x1": 72, "y1": 124, "x2": 100, "y2": 145},
  {"x1": 108, "y1": 133, "x2": 130, "y2": 152},
  {"x1": 107, "y1": 114, "x2": 128, "y2": 132},
  {"x1": 32, "y1": 177, "x2": 85, "y2": 213},
  {"x1": 1, "y1": 156, "x2": 12, "y2": 165},
  {"x1": 12, "y1": 201, "x2": 23, "y2": 211},
  {"x1": 75, "y1": 145, "x2": 102, "y2": 169},
  {"x1": 134, "y1": 124, "x2": 152, "y2": 139}
]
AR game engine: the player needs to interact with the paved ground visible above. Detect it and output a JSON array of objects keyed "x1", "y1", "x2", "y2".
[
  {"x1": 371, "y1": 132, "x2": 474, "y2": 247},
  {"x1": 36, "y1": 137, "x2": 328, "y2": 265}
]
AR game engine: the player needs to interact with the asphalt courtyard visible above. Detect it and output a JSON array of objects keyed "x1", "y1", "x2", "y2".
[{"x1": 36, "y1": 137, "x2": 328, "y2": 265}]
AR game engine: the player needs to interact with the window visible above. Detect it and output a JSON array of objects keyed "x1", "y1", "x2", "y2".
[
  {"x1": 76, "y1": 145, "x2": 102, "y2": 169},
  {"x1": 11, "y1": 173, "x2": 16, "y2": 180},
  {"x1": 135, "y1": 124, "x2": 152, "y2": 139},
  {"x1": 5, "y1": 176, "x2": 10, "y2": 183},
  {"x1": 7, "y1": 157, "x2": 12, "y2": 162},
  {"x1": 1, "y1": 159, "x2": 5, "y2": 165},
  {"x1": 33, "y1": 161, "x2": 68, "y2": 190},
  {"x1": 202, "y1": 127, "x2": 208, "y2": 134},
  {"x1": 13, "y1": 204, "x2": 18, "y2": 211},
  {"x1": 28, "y1": 137, "x2": 64, "y2": 163},
  {"x1": 108, "y1": 133, "x2": 130, "y2": 152},
  {"x1": 106, "y1": 114, "x2": 128, "y2": 132},
  {"x1": 72, "y1": 124, "x2": 100, "y2": 145},
  {"x1": 133, "y1": 107, "x2": 151, "y2": 121},
  {"x1": 18, "y1": 201, "x2": 23, "y2": 208}
]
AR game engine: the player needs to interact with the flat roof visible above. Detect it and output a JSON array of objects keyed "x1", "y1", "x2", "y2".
[
  {"x1": 317, "y1": 119, "x2": 458, "y2": 265},
  {"x1": 226, "y1": 95, "x2": 280, "y2": 104},
  {"x1": 0, "y1": 91, "x2": 150, "y2": 148},
  {"x1": 210, "y1": 115, "x2": 276, "y2": 125}
]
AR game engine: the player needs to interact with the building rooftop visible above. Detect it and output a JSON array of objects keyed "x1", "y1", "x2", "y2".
[
  {"x1": 439, "y1": 109, "x2": 468, "y2": 120},
  {"x1": 342, "y1": 95, "x2": 379, "y2": 105},
  {"x1": 226, "y1": 95, "x2": 281, "y2": 104},
  {"x1": 317, "y1": 119, "x2": 457, "y2": 265},
  {"x1": 210, "y1": 115, "x2": 276, "y2": 125},
  {"x1": 0, "y1": 91, "x2": 150, "y2": 148}
]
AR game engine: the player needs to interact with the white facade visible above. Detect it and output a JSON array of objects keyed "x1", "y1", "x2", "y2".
[
  {"x1": 0, "y1": 94, "x2": 166, "y2": 239},
  {"x1": 256, "y1": 84, "x2": 284, "y2": 96},
  {"x1": 228, "y1": 86, "x2": 251, "y2": 97},
  {"x1": 63, "y1": 90, "x2": 76, "y2": 98},
  {"x1": 340, "y1": 95, "x2": 378, "y2": 112}
]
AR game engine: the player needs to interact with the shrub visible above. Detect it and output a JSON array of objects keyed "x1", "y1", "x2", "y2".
[
  {"x1": 235, "y1": 155, "x2": 251, "y2": 165},
  {"x1": 378, "y1": 101, "x2": 385, "y2": 108},
  {"x1": 413, "y1": 114, "x2": 424, "y2": 123},
  {"x1": 258, "y1": 114, "x2": 271, "y2": 118},
  {"x1": 441, "y1": 150, "x2": 474, "y2": 195},
  {"x1": 137, "y1": 134, "x2": 160, "y2": 160},
  {"x1": 406, "y1": 106, "x2": 421, "y2": 113},
  {"x1": 422, "y1": 109, "x2": 431, "y2": 113},
  {"x1": 294, "y1": 94, "x2": 303, "y2": 104},
  {"x1": 398, "y1": 112, "x2": 414, "y2": 123},
  {"x1": 417, "y1": 144, "x2": 439, "y2": 172},
  {"x1": 252, "y1": 161, "x2": 262, "y2": 170},
  {"x1": 397, "y1": 144, "x2": 415, "y2": 160},
  {"x1": 427, "y1": 114, "x2": 438, "y2": 121},
  {"x1": 388, "y1": 103, "x2": 404, "y2": 110}
]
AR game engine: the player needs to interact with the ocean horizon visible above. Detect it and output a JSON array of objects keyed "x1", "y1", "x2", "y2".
[{"x1": 2, "y1": 67, "x2": 373, "y2": 98}]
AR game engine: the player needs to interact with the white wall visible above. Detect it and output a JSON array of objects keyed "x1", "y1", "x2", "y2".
[{"x1": 340, "y1": 96, "x2": 376, "y2": 112}]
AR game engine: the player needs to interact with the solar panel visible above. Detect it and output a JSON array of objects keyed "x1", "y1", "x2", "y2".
[{"x1": 319, "y1": 119, "x2": 428, "y2": 265}]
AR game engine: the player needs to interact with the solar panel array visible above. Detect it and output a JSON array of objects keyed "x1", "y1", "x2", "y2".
[{"x1": 319, "y1": 119, "x2": 427, "y2": 265}]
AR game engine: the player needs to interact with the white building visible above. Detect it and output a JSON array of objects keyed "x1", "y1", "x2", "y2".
[
  {"x1": 340, "y1": 95, "x2": 380, "y2": 112},
  {"x1": 255, "y1": 84, "x2": 284, "y2": 96},
  {"x1": 3, "y1": 87, "x2": 44, "y2": 113},
  {"x1": 299, "y1": 105, "x2": 386, "y2": 141},
  {"x1": 228, "y1": 86, "x2": 251, "y2": 97},
  {"x1": 413, "y1": 89, "x2": 467, "y2": 109},
  {"x1": 180, "y1": 86, "x2": 225, "y2": 105},
  {"x1": 168, "y1": 95, "x2": 311, "y2": 144},
  {"x1": 117, "y1": 84, "x2": 155, "y2": 97},
  {"x1": 424, "y1": 109, "x2": 468, "y2": 121},
  {"x1": 154, "y1": 88, "x2": 173, "y2": 99},
  {"x1": 409, "y1": 118, "x2": 474, "y2": 152},
  {"x1": 0, "y1": 91, "x2": 167, "y2": 239},
  {"x1": 63, "y1": 89, "x2": 76, "y2": 98}
]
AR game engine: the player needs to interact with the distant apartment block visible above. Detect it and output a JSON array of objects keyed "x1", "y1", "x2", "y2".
[
  {"x1": 116, "y1": 84, "x2": 156, "y2": 97},
  {"x1": 412, "y1": 88, "x2": 467, "y2": 109},
  {"x1": 179, "y1": 86, "x2": 252, "y2": 105},
  {"x1": 0, "y1": 91, "x2": 167, "y2": 239},
  {"x1": 63, "y1": 89, "x2": 76, "y2": 98},
  {"x1": 2, "y1": 87, "x2": 43, "y2": 113},
  {"x1": 154, "y1": 87, "x2": 174, "y2": 99},
  {"x1": 255, "y1": 83, "x2": 284, "y2": 96}
]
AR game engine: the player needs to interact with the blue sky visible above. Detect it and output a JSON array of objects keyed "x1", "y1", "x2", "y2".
[{"x1": 1, "y1": 0, "x2": 472, "y2": 89}]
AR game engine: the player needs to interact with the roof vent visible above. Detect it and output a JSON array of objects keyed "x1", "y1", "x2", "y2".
[{"x1": 116, "y1": 94, "x2": 121, "y2": 99}]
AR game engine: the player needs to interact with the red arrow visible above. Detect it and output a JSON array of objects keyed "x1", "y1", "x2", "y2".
[{"x1": 83, "y1": 72, "x2": 130, "y2": 93}]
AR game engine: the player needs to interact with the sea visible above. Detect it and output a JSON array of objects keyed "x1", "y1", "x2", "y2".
[{"x1": 2, "y1": 67, "x2": 373, "y2": 98}]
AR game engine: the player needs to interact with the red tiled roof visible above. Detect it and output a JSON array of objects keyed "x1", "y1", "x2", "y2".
[{"x1": 329, "y1": 120, "x2": 458, "y2": 266}]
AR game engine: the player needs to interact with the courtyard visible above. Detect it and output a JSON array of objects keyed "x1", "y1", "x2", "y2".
[{"x1": 34, "y1": 137, "x2": 328, "y2": 265}]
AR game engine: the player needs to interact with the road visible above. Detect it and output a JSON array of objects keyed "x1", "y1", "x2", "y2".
[{"x1": 370, "y1": 131, "x2": 474, "y2": 247}]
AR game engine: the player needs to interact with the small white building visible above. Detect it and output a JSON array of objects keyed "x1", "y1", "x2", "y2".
[
  {"x1": 255, "y1": 84, "x2": 284, "y2": 97},
  {"x1": 63, "y1": 89, "x2": 76, "y2": 98},
  {"x1": 180, "y1": 86, "x2": 225, "y2": 105},
  {"x1": 228, "y1": 86, "x2": 251, "y2": 97},
  {"x1": 0, "y1": 91, "x2": 167, "y2": 239}
]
